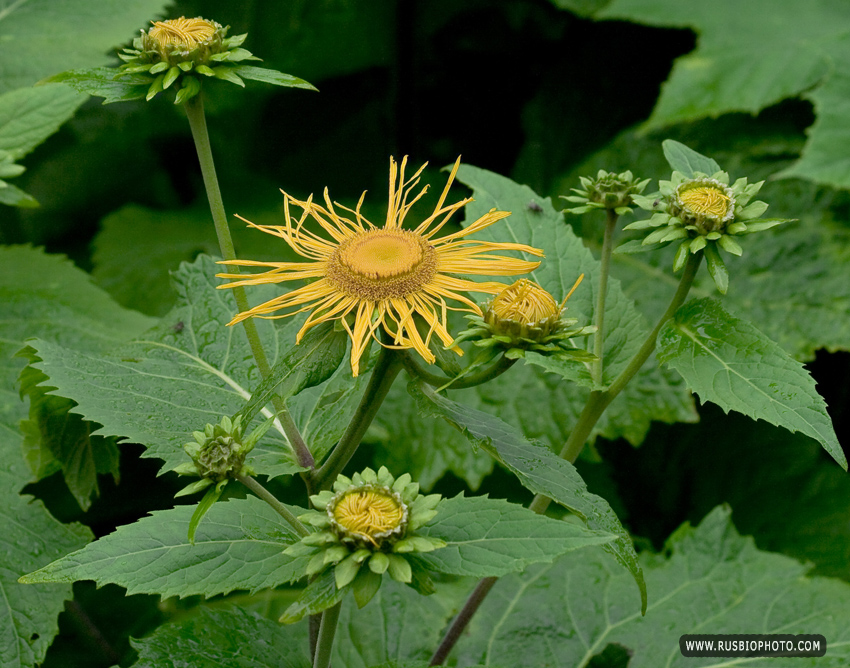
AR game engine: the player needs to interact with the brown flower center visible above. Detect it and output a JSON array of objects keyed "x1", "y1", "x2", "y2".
[{"x1": 327, "y1": 229, "x2": 437, "y2": 300}]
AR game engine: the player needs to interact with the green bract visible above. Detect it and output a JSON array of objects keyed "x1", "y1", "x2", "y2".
[
  {"x1": 563, "y1": 169, "x2": 650, "y2": 215},
  {"x1": 282, "y1": 466, "x2": 445, "y2": 615},
  {"x1": 625, "y1": 170, "x2": 791, "y2": 293},
  {"x1": 173, "y1": 414, "x2": 270, "y2": 496}
]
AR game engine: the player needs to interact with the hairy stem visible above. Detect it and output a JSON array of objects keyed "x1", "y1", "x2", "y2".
[
  {"x1": 591, "y1": 209, "x2": 618, "y2": 385},
  {"x1": 183, "y1": 94, "x2": 314, "y2": 471},
  {"x1": 312, "y1": 346, "x2": 403, "y2": 490},
  {"x1": 400, "y1": 350, "x2": 517, "y2": 390},
  {"x1": 235, "y1": 474, "x2": 309, "y2": 537},
  {"x1": 313, "y1": 601, "x2": 342, "y2": 668},
  {"x1": 430, "y1": 251, "x2": 703, "y2": 663}
]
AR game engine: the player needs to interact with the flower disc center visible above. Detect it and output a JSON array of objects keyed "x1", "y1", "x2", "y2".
[
  {"x1": 333, "y1": 489, "x2": 406, "y2": 538},
  {"x1": 150, "y1": 17, "x2": 217, "y2": 49},
  {"x1": 491, "y1": 279, "x2": 559, "y2": 324},
  {"x1": 678, "y1": 185, "x2": 731, "y2": 219},
  {"x1": 340, "y1": 230, "x2": 424, "y2": 279}
]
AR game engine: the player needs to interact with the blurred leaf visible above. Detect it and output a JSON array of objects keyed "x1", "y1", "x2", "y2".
[
  {"x1": 597, "y1": 0, "x2": 850, "y2": 188},
  {"x1": 549, "y1": 0, "x2": 614, "y2": 17},
  {"x1": 131, "y1": 606, "x2": 310, "y2": 668},
  {"x1": 231, "y1": 65, "x2": 317, "y2": 90},
  {"x1": 0, "y1": 85, "x2": 85, "y2": 157},
  {"x1": 45, "y1": 68, "x2": 150, "y2": 105},
  {"x1": 410, "y1": 381, "x2": 646, "y2": 613},
  {"x1": 21, "y1": 496, "x2": 308, "y2": 599},
  {"x1": 0, "y1": 429, "x2": 92, "y2": 668},
  {"x1": 133, "y1": 607, "x2": 311, "y2": 668},
  {"x1": 27, "y1": 255, "x2": 311, "y2": 478},
  {"x1": 661, "y1": 139, "x2": 721, "y2": 177},
  {"x1": 0, "y1": 182, "x2": 38, "y2": 207},
  {"x1": 658, "y1": 298, "x2": 845, "y2": 468},
  {"x1": 453, "y1": 506, "x2": 850, "y2": 666},
  {"x1": 0, "y1": 0, "x2": 170, "y2": 94},
  {"x1": 19, "y1": 362, "x2": 119, "y2": 511},
  {"x1": 420, "y1": 495, "x2": 615, "y2": 577}
]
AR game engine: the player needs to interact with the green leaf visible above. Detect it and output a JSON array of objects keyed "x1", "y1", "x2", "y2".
[
  {"x1": 0, "y1": 85, "x2": 86, "y2": 158},
  {"x1": 280, "y1": 569, "x2": 345, "y2": 623},
  {"x1": 410, "y1": 381, "x2": 646, "y2": 613},
  {"x1": 0, "y1": 433, "x2": 92, "y2": 668},
  {"x1": 0, "y1": 0, "x2": 170, "y2": 94},
  {"x1": 661, "y1": 139, "x2": 721, "y2": 178},
  {"x1": 452, "y1": 506, "x2": 850, "y2": 666},
  {"x1": 657, "y1": 298, "x2": 845, "y2": 469},
  {"x1": 0, "y1": 182, "x2": 38, "y2": 207},
  {"x1": 130, "y1": 606, "x2": 310, "y2": 668},
  {"x1": 45, "y1": 68, "x2": 152, "y2": 104},
  {"x1": 419, "y1": 495, "x2": 615, "y2": 577},
  {"x1": 239, "y1": 321, "x2": 348, "y2": 426},
  {"x1": 21, "y1": 496, "x2": 308, "y2": 599},
  {"x1": 597, "y1": 0, "x2": 850, "y2": 188},
  {"x1": 18, "y1": 361, "x2": 120, "y2": 511},
  {"x1": 187, "y1": 483, "x2": 225, "y2": 545},
  {"x1": 231, "y1": 65, "x2": 317, "y2": 90},
  {"x1": 28, "y1": 255, "x2": 324, "y2": 479}
]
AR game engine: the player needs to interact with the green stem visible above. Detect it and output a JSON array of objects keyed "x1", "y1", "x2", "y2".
[
  {"x1": 182, "y1": 94, "x2": 314, "y2": 471},
  {"x1": 313, "y1": 602, "x2": 342, "y2": 668},
  {"x1": 430, "y1": 252, "x2": 703, "y2": 664},
  {"x1": 530, "y1": 251, "x2": 703, "y2": 514},
  {"x1": 400, "y1": 350, "x2": 517, "y2": 390},
  {"x1": 591, "y1": 209, "x2": 618, "y2": 385},
  {"x1": 235, "y1": 474, "x2": 309, "y2": 537},
  {"x1": 312, "y1": 346, "x2": 403, "y2": 490}
]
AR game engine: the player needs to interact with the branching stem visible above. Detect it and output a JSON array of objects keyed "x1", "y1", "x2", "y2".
[{"x1": 235, "y1": 474, "x2": 309, "y2": 537}]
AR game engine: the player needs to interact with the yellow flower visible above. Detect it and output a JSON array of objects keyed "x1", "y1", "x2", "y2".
[
  {"x1": 148, "y1": 17, "x2": 218, "y2": 52},
  {"x1": 217, "y1": 157, "x2": 543, "y2": 375},
  {"x1": 490, "y1": 278, "x2": 561, "y2": 325}
]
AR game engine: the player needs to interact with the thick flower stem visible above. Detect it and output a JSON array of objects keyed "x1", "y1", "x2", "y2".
[
  {"x1": 182, "y1": 94, "x2": 314, "y2": 471},
  {"x1": 235, "y1": 474, "x2": 310, "y2": 537},
  {"x1": 312, "y1": 346, "x2": 403, "y2": 490},
  {"x1": 591, "y1": 209, "x2": 618, "y2": 386},
  {"x1": 399, "y1": 350, "x2": 517, "y2": 390},
  {"x1": 429, "y1": 252, "x2": 703, "y2": 664},
  {"x1": 313, "y1": 601, "x2": 342, "y2": 668}
]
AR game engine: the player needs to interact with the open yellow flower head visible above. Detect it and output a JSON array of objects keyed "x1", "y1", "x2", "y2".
[{"x1": 217, "y1": 157, "x2": 544, "y2": 376}]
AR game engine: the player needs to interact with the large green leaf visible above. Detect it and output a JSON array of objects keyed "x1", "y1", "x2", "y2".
[
  {"x1": 594, "y1": 0, "x2": 850, "y2": 188},
  {"x1": 29, "y1": 255, "x2": 357, "y2": 478},
  {"x1": 453, "y1": 506, "x2": 850, "y2": 666},
  {"x1": 130, "y1": 607, "x2": 310, "y2": 668},
  {"x1": 420, "y1": 495, "x2": 615, "y2": 577},
  {"x1": 0, "y1": 0, "x2": 170, "y2": 94},
  {"x1": 0, "y1": 85, "x2": 85, "y2": 158},
  {"x1": 1, "y1": 430, "x2": 92, "y2": 668},
  {"x1": 21, "y1": 495, "x2": 308, "y2": 599},
  {"x1": 657, "y1": 298, "x2": 845, "y2": 469},
  {"x1": 410, "y1": 381, "x2": 646, "y2": 613}
]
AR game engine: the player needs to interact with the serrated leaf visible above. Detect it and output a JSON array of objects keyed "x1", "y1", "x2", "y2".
[
  {"x1": 0, "y1": 434, "x2": 92, "y2": 668},
  {"x1": 0, "y1": 0, "x2": 170, "y2": 94},
  {"x1": 21, "y1": 496, "x2": 308, "y2": 599},
  {"x1": 657, "y1": 298, "x2": 845, "y2": 468},
  {"x1": 231, "y1": 65, "x2": 317, "y2": 90},
  {"x1": 596, "y1": 0, "x2": 850, "y2": 188},
  {"x1": 452, "y1": 506, "x2": 850, "y2": 666},
  {"x1": 239, "y1": 321, "x2": 347, "y2": 426},
  {"x1": 27, "y1": 255, "x2": 337, "y2": 479},
  {"x1": 410, "y1": 381, "x2": 646, "y2": 613},
  {"x1": 418, "y1": 495, "x2": 615, "y2": 577},
  {"x1": 130, "y1": 606, "x2": 310, "y2": 668},
  {"x1": 280, "y1": 569, "x2": 345, "y2": 623},
  {"x1": 661, "y1": 139, "x2": 722, "y2": 178},
  {"x1": 0, "y1": 85, "x2": 86, "y2": 158},
  {"x1": 45, "y1": 68, "x2": 152, "y2": 104}
]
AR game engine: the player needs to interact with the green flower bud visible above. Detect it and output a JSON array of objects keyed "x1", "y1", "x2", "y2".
[{"x1": 563, "y1": 169, "x2": 650, "y2": 215}]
